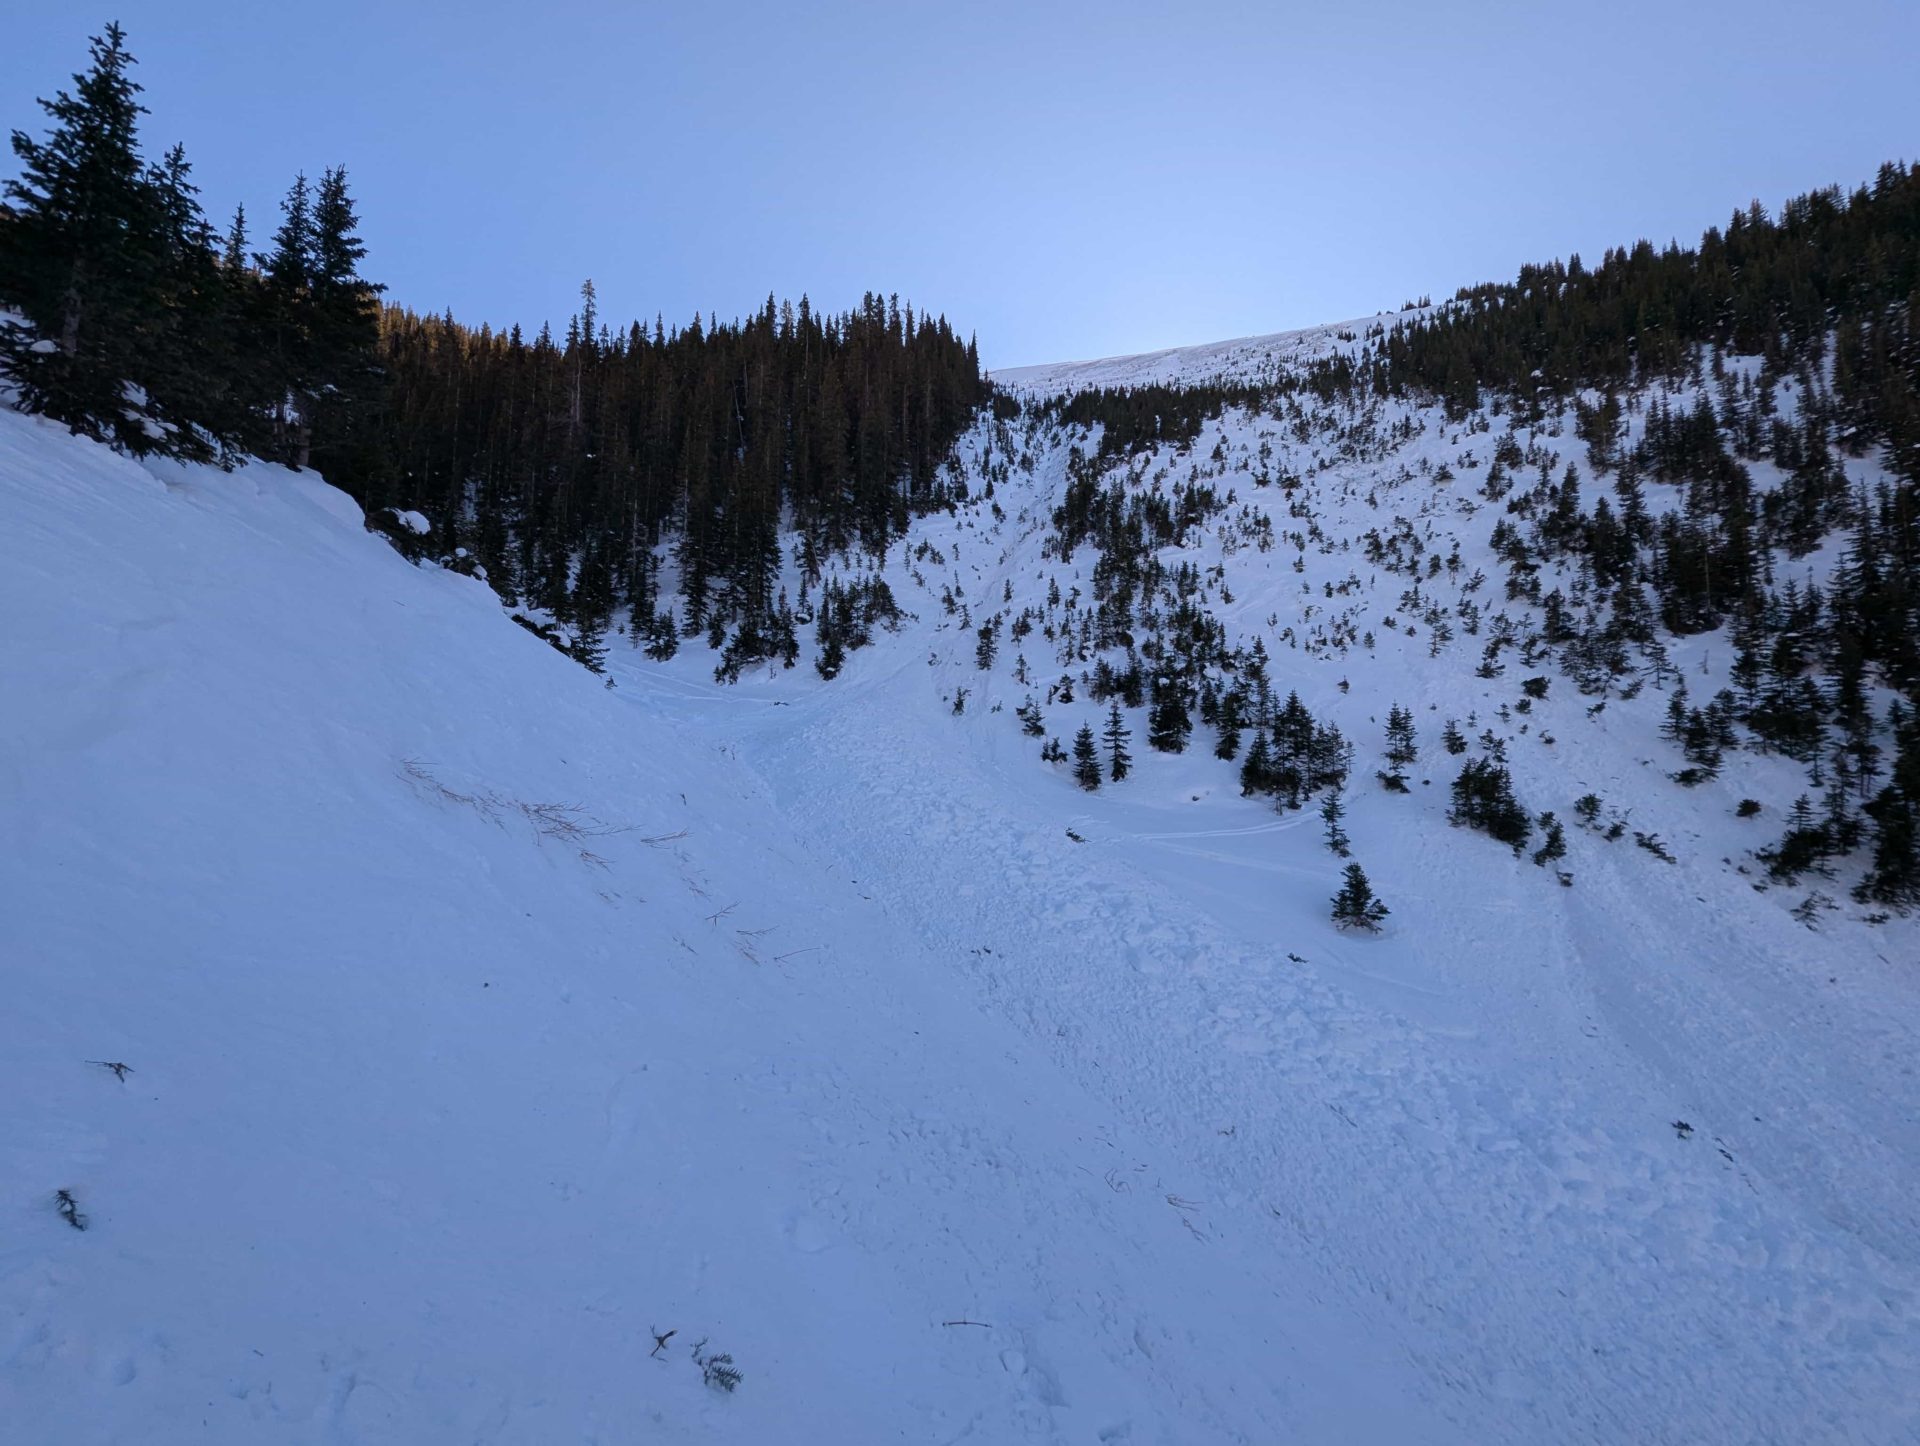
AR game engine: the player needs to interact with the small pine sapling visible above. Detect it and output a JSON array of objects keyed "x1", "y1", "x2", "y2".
[{"x1": 1532, "y1": 811, "x2": 1567, "y2": 868}]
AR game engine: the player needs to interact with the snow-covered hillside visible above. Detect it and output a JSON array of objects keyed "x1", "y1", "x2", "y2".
[
  {"x1": 990, "y1": 314, "x2": 1398, "y2": 395},
  {"x1": 0, "y1": 405, "x2": 1452, "y2": 1443},
  {"x1": 5, "y1": 313, "x2": 1919, "y2": 1446}
]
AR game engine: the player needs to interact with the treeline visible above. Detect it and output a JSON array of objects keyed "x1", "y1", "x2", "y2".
[
  {"x1": 363, "y1": 288, "x2": 982, "y2": 660},
  {"x1": 0, "y1": 24, "x2": 382, "y2": 470},
  {"x1": 0, "y1": 23, "x2": 985, "y2": 668}
]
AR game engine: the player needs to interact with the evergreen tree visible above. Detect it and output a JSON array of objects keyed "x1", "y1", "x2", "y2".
[
  {"x1": 1331, "y1": 862, "x2": 1389, "y2": 930},
  {"x1": 1857, "y1": 705, "x2": 1920, "y2": 907},
  {"x1": 0, "y1": 23, "x2": 205, "y2": 454},
  {"x1": 1532, "y1": 811, "x2": 1568, "y2": 868},
  {"x1": 1380, "y1": 702, "x2": 1418, "y2": 790},
  {"x1": 1147, "y1": 673, "x2": 1191, "y2": 752},
  {"x1": 256, "y1": 172, "x2": 314, "y2": 463},
  {"x1": 1103, "y1": 701, "x2": 1132, "y2": 782},
  {"x1": 1213, "y1": 685, "x2": 1244, "y2": 760},
  {"x1": 1449, "y1": 758, "x2": 1533, "y2": 852},
  {"x1": 1239, "y1": 732, "x2": 1273, "y2": 796},
  {"x1": 1072, "y1": 724, "x2": 1102, "y2": 791},
  {"x1": 1320, "y1": 785, "x2": 1350, "y2": 857},
  {"x1": 302, "y1": 165, "x2": 383, "y2": 473}
]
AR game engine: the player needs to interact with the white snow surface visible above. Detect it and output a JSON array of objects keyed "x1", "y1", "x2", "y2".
[
  {"x1": 4, "y1": 331, "x2": 1919, "y2": 1446},
  {"x1": 990, "y1": 313, "x2": 1402, "y2": 394}
]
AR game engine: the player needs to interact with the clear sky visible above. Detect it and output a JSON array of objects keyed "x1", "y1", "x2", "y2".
[{"x1": 4, "y1": 1, "x2": 1916, "y2": 369}]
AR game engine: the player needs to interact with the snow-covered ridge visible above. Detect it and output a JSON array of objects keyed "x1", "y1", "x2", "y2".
[{"x1": 989, "y1": 311, "x2": 1413, "y2": 395}]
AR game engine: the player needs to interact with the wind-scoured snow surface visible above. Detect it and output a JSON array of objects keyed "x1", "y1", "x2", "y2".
[{"x1": 3, "y1": 317, "x2": 1918, "y2": 1444}]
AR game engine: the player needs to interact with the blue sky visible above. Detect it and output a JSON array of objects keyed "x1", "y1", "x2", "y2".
[{"x1": 4, "y1": 1, "x2": 1916, "y2": 368}]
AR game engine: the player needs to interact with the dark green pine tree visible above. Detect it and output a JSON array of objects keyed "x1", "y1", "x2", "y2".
[
  {"x1": 1320, "y1": 784, "x2": 1350, "y2": 856},
  {"x1": 255, "y1": 166, "x2": 383, "y2": 472},
  {"x1": 143, "y1": 141, "x2": 228, "y2": 461},
  {"x1": 1239, "y1": 732, "x2": 1274, "y2": 796},
  {"x1": 566, "y1": 538, "x2": 616, "y2": 673},
  {"x1": 256, "y1": 172, "x2": 315, "y2": 464},
  {"x1": 303, "y1": 166, "x2": 384, "y2": 475},
  {"x1": 1858, "y1": 703, "x2": 1920, "y2": 908},
  {"x1": 1382, "y1": 703, "x2": 1418, "y2": 788},
  {"x1": 975, "y1": 619, "x2": 998, "y2": 670},
  {"x1": 1532, "y1": 811, "x2": 1568, "y2": 868},
  {"x1": 1072, "y1": 723, "x2": 1102, "y2": 791},
  {"x1": 0, "y1": 23, "x2": 192, "y2": 454},
  {"x1": 1449, "y1": 758, "x2": 1532, "y2": 852},
  {"x1": 1148, "y1": 674, "x2": 1191, "y2": 753},
  {"x1": 1213, "y1": 685, "x2": 1244, "y2": 760},
  {"x1": 1103, "y1": 701, "x2": 1132, "y2": 782},
  {"x1": 1331, "y1": 862, "x2": 1389, "y2": 930}
]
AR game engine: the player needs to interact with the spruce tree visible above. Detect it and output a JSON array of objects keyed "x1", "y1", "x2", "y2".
[
  {"x1": 0, "y1": 23, "x2": 195, "y2": 453},
  {"x1": 1449, "y1": 758, "x2": 1532, "y2": 852},
  {"x1": 1320, "y1": 785, "x2": 1350, "y2": 856},
  {"x1": 303, "y1": 165, "x2": 383, "y2": 472},
  {"x1": 1103, "y1": 701, "x2": 1132, "y2": 782},
  {"x1": 1331, "y1": 862, "x2": 1389, "y2": 930},
  {"x1": 1858, "y1": 791, "x2": 1919, "y2": 908},
  {"x1": 1239, "y1": 732, "x2": 1273, "y2": 796},
  {"x1": 1213, "y1": 686, "x2": 1244, "y2": 760},
  {"x1": 257, "y1": 172, "x2": 315, "y2": 464},
  {"x1": 1382, "y1": 703, "x2": 1418, "y2": 788},
  {"x1": 1532, "y1": 811, "x2": 1568, "y2": 868},
  {"x1": 1148, "y1": 673, "x2": 1191, "y2": 752},
  {"x1": 1073, "y1": 724, "x2": 1102, "y2": 791}
]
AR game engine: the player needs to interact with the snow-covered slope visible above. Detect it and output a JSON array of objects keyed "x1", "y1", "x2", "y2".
[
  {"x1": 665, "y1": 332, "x2": 1919, "y2": 1441},
  {"x1": 991, "y1": 315, "x2": 1389, "y2": 394},
  {"x1": 6, "y1": 321, "x2": 1919, "y2": 1446},
  {"x1": 0, "y1": 406, "x2": 1453, "y2": 1443}
]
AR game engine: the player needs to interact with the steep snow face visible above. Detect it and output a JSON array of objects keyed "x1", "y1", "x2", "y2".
[{"x1": 0, "y1": 406, "x2": 1449, "y2": 1444}]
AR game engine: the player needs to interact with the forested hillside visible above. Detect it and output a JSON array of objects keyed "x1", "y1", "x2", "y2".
[
  {"x1": 0, "y1": 23, "x2": 983, "y2": 670},
  {"x1": 362, "y1": 293, "x2": 982, "y2": 666},
  {"x1": 1002, "y1": 166, "x2": 1920, "y2": 910}
]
